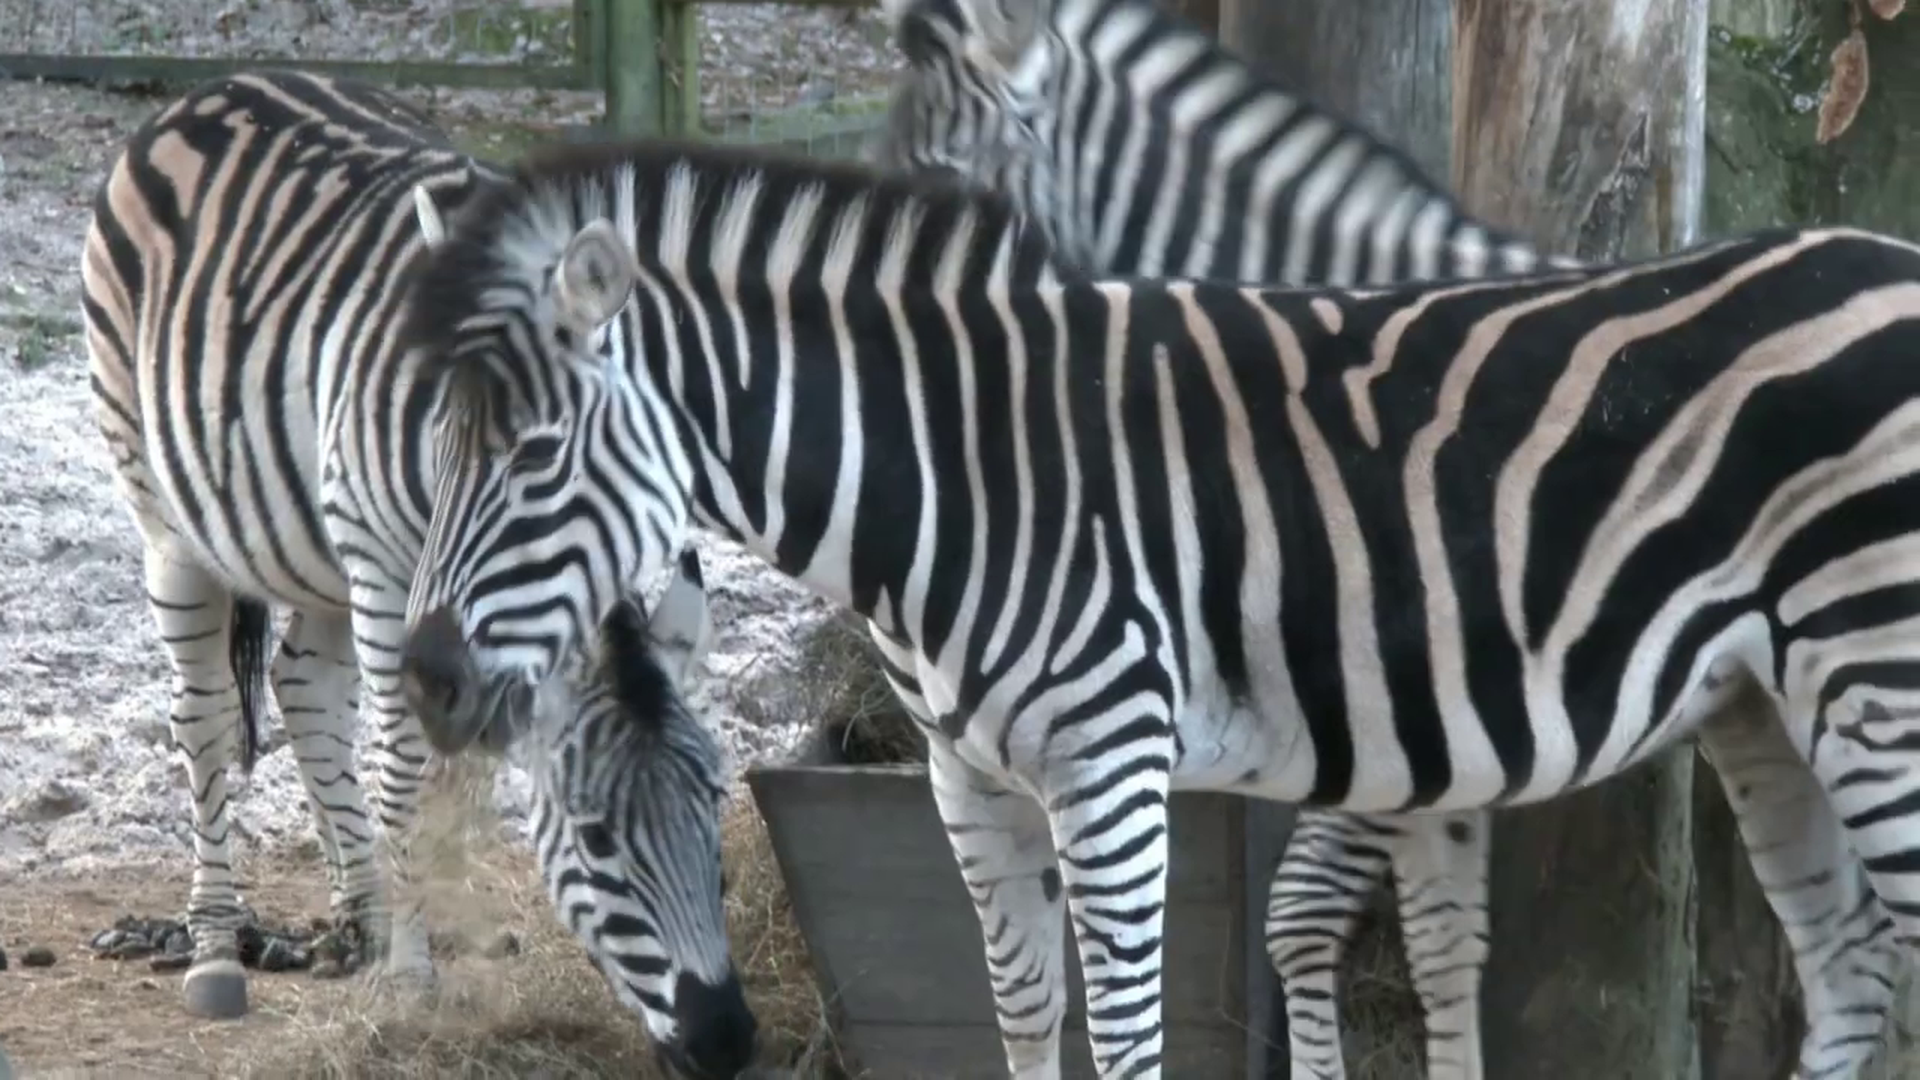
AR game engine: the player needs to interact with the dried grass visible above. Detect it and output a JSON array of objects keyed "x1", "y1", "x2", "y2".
[
  {"x1": 231, "y1": 752, "x2": 831, "y2": 1079},
  {"x1": 1337, "y1": 892, "x2": 1429, "y2": 1080},
  {"x1": 735, "y1": 610, "x2": 925, "y2": 767}
]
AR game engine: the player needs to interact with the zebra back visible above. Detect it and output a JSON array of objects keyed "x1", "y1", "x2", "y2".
[{"x1": 871, "y1": 0, "x2": 1571, "y2": 285}]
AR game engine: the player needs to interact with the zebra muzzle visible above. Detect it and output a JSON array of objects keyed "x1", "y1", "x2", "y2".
[{"x1": 400, "y1": 606, "x2": 487, "y2": 753}]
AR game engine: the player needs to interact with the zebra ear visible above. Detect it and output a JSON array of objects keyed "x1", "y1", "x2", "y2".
[
  {"x1": 553, "y1": 218, "x2": 638, "y2": 333},
  {"x1": 648, "y1": 548, "x2": 714, "y2": 686},
  {"x1": 412, "y1": 184, "x2": 447, "y2": 247}
]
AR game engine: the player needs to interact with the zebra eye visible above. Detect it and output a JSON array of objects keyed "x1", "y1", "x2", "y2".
[
  {"x1": 510, "y1": 433, "x2": 563, "y2": 474},
  {"x1": 576, "y1": 818, "x2": 620, "y2": 860}
]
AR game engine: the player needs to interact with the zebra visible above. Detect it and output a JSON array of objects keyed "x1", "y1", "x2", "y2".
[
  {"x1": 390, "y1": 138, "x2": 1920, "y2": 1080},
  {"x1": 419, "y1": 546, "x2": 760, "y2": 1080},
  {"x1": 860, "y1": 0, "x2": 1591, "y2": 1073},
  {"x1": 80, "y1": 72, "x2": 759, "y2": 1074},
  {"x1": 857, "y1": 2, "x2": 1908, "y2": 1077},
  {"x1": 863, "y1": 0, "x2": 1553, "y2": 286}
]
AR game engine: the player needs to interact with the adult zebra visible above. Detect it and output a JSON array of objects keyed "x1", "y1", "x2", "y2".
[
  {"x1": 82, "y1": 73, "x2": 758, "y2": 1074},
  {"x1": 860, "y1": 2, "x2": 1902, "y2": 1077},
  {"x1": 861, "y1": 1, "x2": 1549, "y2": 1070},
  {"x1": 393, "y1": 137, "x2": 1920, "y2": 1080}
]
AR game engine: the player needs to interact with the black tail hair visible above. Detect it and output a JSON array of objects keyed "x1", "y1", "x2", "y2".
[{"x1": 229, "y1": 598, "x2": 274, "y2": 774}]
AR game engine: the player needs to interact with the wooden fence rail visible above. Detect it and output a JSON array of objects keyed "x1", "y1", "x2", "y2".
[{"x1": 0, "y1": 0, "x2": 882, "y2": 145}]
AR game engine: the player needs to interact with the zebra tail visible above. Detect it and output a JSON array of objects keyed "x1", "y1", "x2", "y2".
[{"x1": 229, "y1": 598, "x2": 274, "y2": 775}]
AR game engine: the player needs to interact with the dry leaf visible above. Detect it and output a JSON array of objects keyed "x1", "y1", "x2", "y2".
[
  {"x1": 1818, "y1": 29, "x2": 1871, "y2": 144},
  {"x1": 1869, "y1": 0, "x2": 1904, "y2": 19}
]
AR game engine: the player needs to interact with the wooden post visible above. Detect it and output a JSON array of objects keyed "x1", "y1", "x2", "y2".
[
  {"x1": 659, "y1": 0, "x2": 702, "y2": 136},
  {"x1": 1453, "y1": 3, "x2": 1709, "y2": 1079},
  {"x1": 602, "y1": 0, "x2": 664, "y2": 135}
]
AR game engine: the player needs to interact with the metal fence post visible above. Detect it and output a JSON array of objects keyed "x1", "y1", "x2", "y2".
[{"x1": 602, "y1": 0, "x2": 664, "y2": 135}]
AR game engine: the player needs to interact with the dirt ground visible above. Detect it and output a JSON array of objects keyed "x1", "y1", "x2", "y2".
[
  {"x1": 0, "y1": 797, "x2": 821, "y2": 1079},
  {"x1": 2, "y1": 852, "x2": 372, "y2": 1077}
]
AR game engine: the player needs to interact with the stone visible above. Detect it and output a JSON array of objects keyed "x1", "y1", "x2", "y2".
[
  {"x1": 3, "y1": 780, "x2": 88, "y2": 823},
  {"x1": 482, "y1": 930, "x2": 521, "y2": 959}
]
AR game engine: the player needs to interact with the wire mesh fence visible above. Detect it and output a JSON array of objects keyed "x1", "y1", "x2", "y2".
[
  {"x1": 0, "y1": 0, "x2": 899, "y2": 158},
  {"x1": 0, "y1": 0, "x2": 595, "y2": 88},
  {"x1": 689, "y1": 1, "x2": 897, "y2": 156}
]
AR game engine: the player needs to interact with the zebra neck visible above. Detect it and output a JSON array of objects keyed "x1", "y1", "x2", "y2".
[
  {"x1": 661, "y1": 264, "x2": 1112, "y2": 652},
  {"x1": 1049, "y1": 0, "x2": 1543, "y2": 282}
]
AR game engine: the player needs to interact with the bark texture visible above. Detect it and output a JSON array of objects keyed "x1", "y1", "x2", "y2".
[{"x1": 1453, "y1": 4, "x2": 1708, "y2": 1079}]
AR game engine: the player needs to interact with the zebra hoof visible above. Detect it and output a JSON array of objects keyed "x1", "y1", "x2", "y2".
[{"x1": 182, "y1": 958, "x2": 249, "y2": 1019}]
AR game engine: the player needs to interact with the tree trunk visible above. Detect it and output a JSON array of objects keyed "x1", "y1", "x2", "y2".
[{"x1": 1453, "y1": 4, "x2": 1708, "y2": 1080}]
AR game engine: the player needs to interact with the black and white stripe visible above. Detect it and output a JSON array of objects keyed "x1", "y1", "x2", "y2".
[
  {"x1": 866, "y1": 0, "x2": 1555, "y2": 285},
  {"x1": 395, "y1": 140, "x2": 1920, "y2": 1080},
  {"x1": 866, "y1": 0, "x2": 1576, "y2": 1072},
  {"x1": 84, "y1": 74, "x2": 755, "y2": 1075},
  {"x1": 418, "y1": 547, "x2": 757, "y2": 1078}
]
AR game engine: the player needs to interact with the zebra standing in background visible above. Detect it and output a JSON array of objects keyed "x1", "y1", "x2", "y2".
[
  {"x1": 391, "y1": 139, "x2": 1920, "y2": 1080},
  {"x1": 860, "y1": 1, "x2": 1899, "y2": 1076},
  {"x1": 420, "y1": 546, "x2": 758, "y2": 1080},
  {"x1": 81, "y1": 73, "x2": 758, "y2": 1076}
]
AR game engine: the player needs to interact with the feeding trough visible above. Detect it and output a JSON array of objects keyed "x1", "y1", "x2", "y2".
[{"x1": 746, "y1": 723, "x2": 1293, "y2": 1078}]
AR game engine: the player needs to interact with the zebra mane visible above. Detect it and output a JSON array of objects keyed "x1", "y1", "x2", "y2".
[{"x1": 403, "y1": 134, "x2": 1062, "y2": 430}]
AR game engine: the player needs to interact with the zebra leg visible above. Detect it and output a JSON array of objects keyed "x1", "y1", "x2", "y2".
[
  {"x1": 1702, "y1": 687, "x2": 1899, "y2": 1079},
  {"x1": 1046, "y1": 752, "x2": 1175, "y2": 1078},
  {"x1": 927, "y1": 739, "x2": 1073, "y2": 1079},
  {"x1": 270, "y1": 609, "x2": 383, "y2": 977},
  {"x1": 344, "y1": 571, "x2": 440, "y2": 996},
  {"x1": 1386, "y1": 813, "x2": 1490, "y2": 1080},
  {"x1": 1265, "y1": 810, "x2": 1393, "y2": 1080},
  {"x1": 143, "y1": 552, "x2": 256, "y2": 1019}
]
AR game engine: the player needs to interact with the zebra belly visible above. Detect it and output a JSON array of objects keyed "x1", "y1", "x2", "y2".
[{"x1": 1192, "y1": 614, "x2": 1775, "y2": 814}]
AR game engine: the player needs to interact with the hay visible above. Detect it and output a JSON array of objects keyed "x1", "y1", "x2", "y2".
[
  {"x1": 237, "y1": 751, "x2": 831, "y2": 1079},
  {"x1": 736, "y1": 610, "x2": 925, "y2": 766},
  {"x1": 1337, "y1": 890, "x2": 1430, "y2": 1080}
]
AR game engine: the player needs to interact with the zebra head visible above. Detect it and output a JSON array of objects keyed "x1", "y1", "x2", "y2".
[
  {"x1": 868, "y1": 0, "x2": 1086, "y2": 267},
  {"x1": 399, "y1": 183, "x2": 697, "y2": 717},
  {"x1": 419, "y1": 547, "x2": 755, "y2": 1079}
]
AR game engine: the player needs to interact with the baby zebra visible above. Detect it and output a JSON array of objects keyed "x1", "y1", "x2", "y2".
[{"x1": 425, "y1": 547, "x2": 758, "y2": 1080}]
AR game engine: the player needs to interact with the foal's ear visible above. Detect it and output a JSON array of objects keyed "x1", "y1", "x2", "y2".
[
  {"x1": 648, "y1": 548, "x2": 714, "y2": 686},
  {"x1": 600, "y1": 593, "x2": 651, "y2": 668},
  {"x1": 553, "y1": 218, "x2": 639, "y2": 334},
  {"x1": 412, "y1": 184, "x2": 448, "y2": 247}
]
